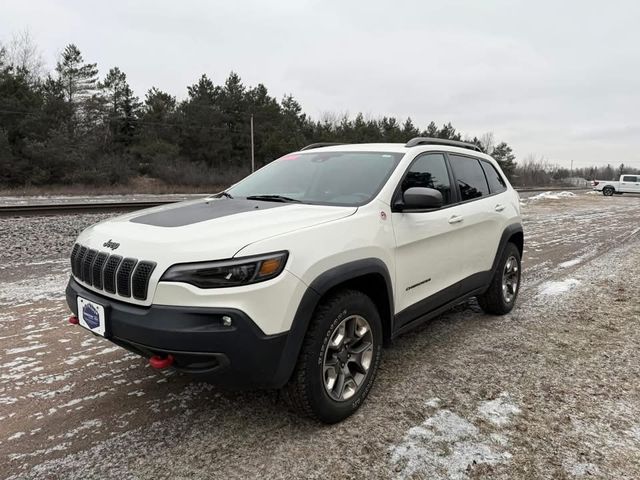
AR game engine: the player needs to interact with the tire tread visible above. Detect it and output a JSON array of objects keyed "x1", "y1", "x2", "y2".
[
  {"x1": 282, "y1": 289, "x2": 371, "y2": 421},
  {"x1": 477, "y1": 242, "x2": 520, "y2": 315}
]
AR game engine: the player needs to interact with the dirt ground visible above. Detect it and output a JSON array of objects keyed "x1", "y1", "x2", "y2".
[{"x1": 1, "y1": 192, "x2": 639, "y2": 479}]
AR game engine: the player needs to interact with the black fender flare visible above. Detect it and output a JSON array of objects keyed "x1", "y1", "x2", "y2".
[
  {"x1": 490, "y1": 223, "x2": 524, "y2": 277},
  {"x1": 271, "y1": 258, "x2": 393, "y2": 388}
]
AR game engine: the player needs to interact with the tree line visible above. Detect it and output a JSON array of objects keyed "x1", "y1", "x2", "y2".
[{"x1": 0, "y1": 36, "x2": 635, "y2": 190}]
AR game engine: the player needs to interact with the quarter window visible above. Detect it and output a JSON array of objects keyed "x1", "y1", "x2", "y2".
[
  {"x1": 448, "y1": 155, "x2": 490, "y2": 201},
  {"x1": 480, "y1": 160, "x2": 507, "y2": 193},
  {"x1": 402, "y1": 153, "x2": 453, "y2": 205}
]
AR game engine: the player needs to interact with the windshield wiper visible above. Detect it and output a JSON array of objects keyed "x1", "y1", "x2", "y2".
[
  {"x1": 214, "y1": 191, "x2": 234, "y2": 199},
  {"x1": 245, "y1": 195, "x2": 301, "y2": 203}
]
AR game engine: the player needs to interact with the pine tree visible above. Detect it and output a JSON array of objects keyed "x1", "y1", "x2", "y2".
[
  {"x1": 99, "y1": 67, "x2": 141, "y2": 144},
  {"x1": 402, "y1": 117, "x2": 419, "y2": 139},
  {"x1": 491, "y1": 142, "x2": 517, "y2": 178},
  {"x1": 56, "y1": 44, "x2": 98, "y2": 104}
]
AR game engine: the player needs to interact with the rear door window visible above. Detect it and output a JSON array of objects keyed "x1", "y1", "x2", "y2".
[
  {"x1": 622, "y1": 175, "x2": 638, "y2": 182},
  {"x1": 480, "y1": 160, "x2": 507, "y2": 193},
  {"x1": 448, "y1": 155, "x2": 490, "y2": 201}
]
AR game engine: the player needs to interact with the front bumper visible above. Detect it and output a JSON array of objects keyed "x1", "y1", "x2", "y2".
[{"x1": 66, "y1": 277, "x2": 291, "y2": 388}]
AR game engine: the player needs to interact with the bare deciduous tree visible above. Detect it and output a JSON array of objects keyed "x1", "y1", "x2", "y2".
[
  {"x1": 5, "y1": 29, "x2": 45, "y2": 82},
  {"x1": 479, "y1": 131, "x2": 495, "y2": 154}
]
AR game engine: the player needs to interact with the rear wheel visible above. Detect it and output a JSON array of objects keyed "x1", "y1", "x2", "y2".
[
  {"x1": 603, "y1": 186, "x2": 615, "y2": 196},
  {"x1": 478, "y1": 242, "x2": 521, "y2": 315},
  {"x1": 282, "y1": 289, "x2": 382, "y2": 423}
]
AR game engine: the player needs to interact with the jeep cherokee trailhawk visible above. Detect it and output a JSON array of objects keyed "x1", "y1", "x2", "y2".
[{"x1": 66, "y1": 137, "x2": 523, "y2": 423}]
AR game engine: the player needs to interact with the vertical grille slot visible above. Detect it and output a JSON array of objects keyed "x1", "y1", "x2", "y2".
[
  {"x1": 82, "y1": 249, "x2": 98, "y2": 286},
  {"x1": 76, "y1": 246, "x2": 88, "y2": 281},
  {"x1": 131, "y1": 261, "x2": 156, "y2": 300},
  {"x1": 116, "y1": 258, "x2": 137, "y2": 297},
  {"x1": 70, "y1": 244, "x2": 80, "y2": 276},
  {"x1": 92, "y1": 252, "x2": 109, "y2": 289},
  {"x1": 103, "y1": 255, "x2": 123, "y2": 294}
]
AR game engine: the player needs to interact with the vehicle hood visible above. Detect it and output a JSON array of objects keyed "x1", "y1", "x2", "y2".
[{"x1": 76, "y1": 197, "x2": 357, "y2": 263}]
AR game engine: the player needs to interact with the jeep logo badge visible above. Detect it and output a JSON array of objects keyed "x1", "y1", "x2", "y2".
[{"x1": 103, "y1": 239, "x2": 120, "y2": 250}]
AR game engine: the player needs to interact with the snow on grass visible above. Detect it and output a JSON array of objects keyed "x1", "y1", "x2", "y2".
[
  {"x1": 8, "y1": 431, "x2": 26, "y2": 441},
  {"x1": 564, "y1": 461, "x2": 600, "y2": 477},
  {"x1": 477, "y1": 393, "x2": 521, "y2": 426},
  {"x1": 0, "y1": 273, "x2": 68, "y2": 306},
  {"x1": 5, "y1": 344, "x2": 47, "y2": 355},
  {"x1": 390, "y1": 394, "x2": 521, "y2": 479},
  {"x1": 390, "y1": 409, "x2": 512, "y2": 479},
  {"x1": 538, "y1": 279, "x2": 580, "y2": 295},
  {"x1": 559, "y1": 257, "x2": 584, "y2": 268}
]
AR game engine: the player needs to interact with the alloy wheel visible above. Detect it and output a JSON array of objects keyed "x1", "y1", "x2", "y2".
[{"x1": 322, "y1": 315, "x2": 374, "y2": 401}]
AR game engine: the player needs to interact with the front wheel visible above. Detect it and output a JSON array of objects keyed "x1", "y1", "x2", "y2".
[
  {"x1": 282, "y1": 290, "x2": 382, "y2": 423},
  {"x1": 478, "y1": 242, "x2": 521, "y2": 315},
  {"x1": 603, "y1": 186, "x2": 615, "y2": 196}
]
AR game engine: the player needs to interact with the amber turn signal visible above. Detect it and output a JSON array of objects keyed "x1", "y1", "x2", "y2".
[{"x1": 259, "y1": 258, "x2": 283, "y2": 277}]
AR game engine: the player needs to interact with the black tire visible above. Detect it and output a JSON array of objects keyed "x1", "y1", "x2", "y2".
[
  {"x1": 603, "y1": 186, "x2": 615, "y2": 196},
  {"x1": 477, "y1": 242, "x2": 521, "y2": 315},
  {"x1": 282, "y1": 289, "x2": 383, "y2": 424}
]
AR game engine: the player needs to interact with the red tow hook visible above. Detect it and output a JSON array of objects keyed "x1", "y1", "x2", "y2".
[
  {"x1": 68, "y1": 315, "x2": 79, "y2": 325},
  {"x1": 149, "y1": 355, "x2": 174, "y2": 369}
]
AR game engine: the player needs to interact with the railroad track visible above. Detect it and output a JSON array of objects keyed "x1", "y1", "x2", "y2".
[{"x1": 0, "y1": 188, "x2": 590, "y2": 217}]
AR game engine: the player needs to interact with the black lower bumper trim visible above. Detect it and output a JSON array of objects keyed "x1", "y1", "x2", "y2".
[{"x1": 66, "y1": 277, "x2": 289, "y2": 388}]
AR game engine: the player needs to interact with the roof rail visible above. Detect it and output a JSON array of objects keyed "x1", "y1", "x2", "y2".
[
  {"x1": 300, "y1": 142, "x2": 344, "y2": 151},
  {"x1": 405, "y1": 137, "x2": 482, "y2": 152}
]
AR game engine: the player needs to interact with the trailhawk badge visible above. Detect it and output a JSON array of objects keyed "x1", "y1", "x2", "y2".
[{"x1": 103, "y1": 239, "x2": 120, "y2": 250}]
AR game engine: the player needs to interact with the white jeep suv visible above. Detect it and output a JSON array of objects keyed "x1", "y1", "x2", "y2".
[{"x1": 66, "y1": 138, "x2": 523, "y2": 423}]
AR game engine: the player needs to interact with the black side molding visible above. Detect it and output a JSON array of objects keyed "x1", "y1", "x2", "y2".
[{"x1": 393, "y1": 223, "x2": 524, "y2": 337}]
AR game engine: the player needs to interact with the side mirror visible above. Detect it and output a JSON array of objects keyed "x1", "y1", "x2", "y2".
[{"x1": 397, "y1": 187, "x2": 443, "y2": 211}]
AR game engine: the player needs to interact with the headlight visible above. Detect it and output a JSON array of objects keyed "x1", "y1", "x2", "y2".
[{"x1": 160, "y1": 251, "x2": 288, "y2": 288}]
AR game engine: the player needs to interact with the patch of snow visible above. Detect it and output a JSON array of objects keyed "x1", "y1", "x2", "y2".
[
  {"x1": 0, "y1": 395, "x2": 19, "y2": 405},
  {"x1": 390, "y1": 409, "x2": 511, "y2": 480},
  {"x1": 8, "y1": 442, "x2": 70, "y2": 461},
  {"x1": 96, "y1": 346, "x2": 120, "y2": 355},
  {"x1": 424, "y1": 397, "x2": 441, "y2": 408},
  {"x1": 558, "y1": 258, "x2": 583, "y2": 268},
  {"x1": 5, "y1": 344, "x2": 46, "y2": 355},
  {"x1": 477, "y1": 393, "x2": 521, "y2": 426},
  {"x1": 0, "y1": 273, "x2": 68, "y2": 306},
  {"x1": 563, "y1": 459, "x2": 600, "y2": 477},
  {"x1": 8, "y1": 431, "x2": 26, "y2": 441},
  {"x1": 538, "y1": 278, "x2": 580, "y2": 296},
  {"x1": 527, "y1": 191, "x2": 577, "y2": 202}
]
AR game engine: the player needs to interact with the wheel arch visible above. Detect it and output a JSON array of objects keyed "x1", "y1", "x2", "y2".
[
  {"x1": 491, "y1": 223, "x2": 524, "y2": 275},
  {"x1": 272, "y1": 258, "x2": 394, "y2": 387}
]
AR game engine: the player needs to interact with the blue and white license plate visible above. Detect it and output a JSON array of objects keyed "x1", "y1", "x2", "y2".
[{"x1": 77, "y1": 297, "x2": 106, "y2": 337}]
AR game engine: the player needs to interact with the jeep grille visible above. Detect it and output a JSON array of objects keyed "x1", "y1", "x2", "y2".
[{"x1": 70, "y1": 243, "x2": 156, "y2": 301}]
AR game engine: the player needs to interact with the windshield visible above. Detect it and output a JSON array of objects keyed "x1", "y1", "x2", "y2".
[{"x1": 227, "y1": 151, "x2": 404, "y2": 206}]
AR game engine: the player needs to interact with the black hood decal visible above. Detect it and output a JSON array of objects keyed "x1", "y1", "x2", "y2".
[{"x1": 130, "y1": 198, "x2": 287, "y2": 227}]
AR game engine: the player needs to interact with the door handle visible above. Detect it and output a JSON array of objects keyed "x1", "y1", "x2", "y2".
[
  {"x1": 448, "y1": 215, "x2": 464, "y2": 224},
  {"x1": 495, "y1": 204, "x2": 505, "y2": 212}
]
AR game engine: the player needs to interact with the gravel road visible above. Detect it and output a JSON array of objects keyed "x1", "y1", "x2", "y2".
[{"x1": 1, "y1": 192, "x2": 639, "y2": 479}]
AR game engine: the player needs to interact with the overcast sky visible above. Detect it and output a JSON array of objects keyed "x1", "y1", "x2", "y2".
[{"x1": 2, "y1": 0, "x2": 639, "y2": 167}]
